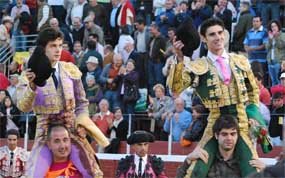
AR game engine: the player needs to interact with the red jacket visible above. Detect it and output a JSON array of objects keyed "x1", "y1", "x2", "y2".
[
  {"x1": 60, "y1": 50, "x2": 75, "y2": 64},
  {"x1": 0, "y1": 72, "x2": 9, "y2": 90}
]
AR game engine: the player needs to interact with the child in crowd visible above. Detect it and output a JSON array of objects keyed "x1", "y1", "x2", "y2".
[
  {"x1": 180, "y1": 104, "x2": 208, "y2": 146},
  {"x1": 85, "y1": 74, "x2": 103, "y2": 116}
]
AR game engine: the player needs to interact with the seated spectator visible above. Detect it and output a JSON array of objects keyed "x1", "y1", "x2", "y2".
[
  {"x1": 83, "y1": 15, "x2": 104, "y2": 48},
  {"x1": 163, "y1": 97, "x2": 192, "y2": 142},
  {"x1": 7, "y1": 74, "x2": 19, "y2": 104},
  {"x1": 92, "y1": 99, "x2": 114, "y2": 152},
  {"x1": 99, "y1": 54, "x2": 123, "y2": 111},
  {"x1": 258, "y1": 102, "x2": 271, "y2": 126},
  {"x1": 85, "y1": 74, "x2": 103, "y2": 116},
  {"x1": 269, "y1": 92, "x2": 284, "y2": 145},
  {"x1": 45, "y1": 124, "x2": 84, "y2": 177},
  {"x1": 148, "y1": 84, "x2": 174, "y2": 141},
  {"x1": 0, "y1": 96, "x2": 20, "y2": 138},
  {"x1": 71, "y1": 17, "x2": 85, "y2": 45},
  {"x1": 254, "y1": 72, "x2": 271, "y2": 106},
  {"x1": 0, "y1": 89, "x2": 10, "y2": 105},
  {"x1": 72, "y1": 41, "x2": 85, "y2": 67},
  {"x1": 88, "y1": 33, "x2": 104, "y2": 59},
  {"x1": 103, "y1": 44, "x2": 114, "y2": 67},
  {"x1": 8, "y1": 61, "x2": 21, "y2": 75},
  {"x1": 105, "y1": 107, "x2": 128, "y2": 153},
  {"x1": 270, "y1": 72, "x2": 285, "y2": 103},
  {"x1": 0, "y1": 64, "x2": 9, "y2": 90},
  {"x1": 114, "y1": 59, "x2": 139, "y2": 116},
  {"x1": 0, "y1": 16, "x2": 13, "y2": 47},
  {"x1": 0, "y1": 129, "x2": 28, "y2": 177},
  {"x1": 180, "y1": 104, "x2": 208, "y2": 146},
  {"x1": 84, "y1": 56, "x2": 102, "y2": 88}
]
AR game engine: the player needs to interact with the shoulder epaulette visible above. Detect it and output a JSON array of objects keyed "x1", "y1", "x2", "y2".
[
  {"x1": 116, "y1": 155, "x2": 134, "y2": 176},
  {"x1": 149, "y1": 155, "x2": 164, "y2": 175},
  {"x1": 186, "y1": 57, "x2": 209, "y2": 75},
  {"x1": 229, "y1": 53, "x2": 251, "y2": 71},
  {"x1": 17, "y1": 147, "x2": 28, "y2": 161},
  {"x1": 60, "y1": 61, "x2": 82, "y2": 79},
  {"x1": 0, "y1": 147, "x2": 6, "y2": 160}
]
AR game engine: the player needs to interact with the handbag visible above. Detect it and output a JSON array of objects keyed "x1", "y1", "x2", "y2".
[{"x1": 123, "y1": 84, "x2": 139, "y2": 102}]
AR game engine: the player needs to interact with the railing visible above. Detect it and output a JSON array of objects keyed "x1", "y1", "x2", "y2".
[
  {"x1": 0, "y1": 34, "x2": 38, "y2": 77},
  {"x1": 1, "y1": 112, "x2": 284, "y2": 155}
]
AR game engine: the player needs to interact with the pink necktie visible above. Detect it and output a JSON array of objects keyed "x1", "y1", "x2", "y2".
[{"x1": 216, "y1": 56, "x2": 230, "y2": 85}]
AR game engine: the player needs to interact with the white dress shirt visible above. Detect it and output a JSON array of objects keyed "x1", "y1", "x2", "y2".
[
  {"x1": 207, "y1": 50, "x2": 231, "y2": 81},
  {"x1": 134, "y1": 154, "x2": 147, "y2": 176}
]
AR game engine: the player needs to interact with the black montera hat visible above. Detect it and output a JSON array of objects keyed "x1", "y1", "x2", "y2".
[
  {"x1": 127, "y1": 130, "x2": 155, "y2": 145},
  {"x1": 27, "y1": 46, "x2": 53, "y2": 87}
]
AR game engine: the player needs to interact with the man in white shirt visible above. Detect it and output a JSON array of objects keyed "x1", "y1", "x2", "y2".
[{"x1": 116, "y1": 131, "x2": 167, "y2": 177}]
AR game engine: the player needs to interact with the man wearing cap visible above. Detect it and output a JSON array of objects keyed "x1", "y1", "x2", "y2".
[
  {"x1": 83, "y1": 56, "x2": 102, "y2": 88},
  {"x1": 116, "y1": 130, "x2": 168, "y2": 178},
  {"x1": 83, "y1": 15, "x2": 104, "y2": 49},
  {"x1": 270, "y1": 72, "x2": 285, "y2": 103},
  {"x1": 0, "y1": 16, "x2": 13, "y2": 47}
]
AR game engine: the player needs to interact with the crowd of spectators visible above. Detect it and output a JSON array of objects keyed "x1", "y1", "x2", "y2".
[{"x1": 0, "y1": 0, "x2": 284, "y2": 150}]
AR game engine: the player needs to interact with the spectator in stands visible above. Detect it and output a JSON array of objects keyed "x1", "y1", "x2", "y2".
[
  {"x1": 232, "y1": 1, "x2": 253, "y2": 54},
  {"x1": 0, "y1": 129, "x2": 28, "y2": 177},
  {"x1": 83, "y1": 15, "x2": 104, "y2": 48},
  {"x1": 83, "y1": 0, "x2": 107, "y2": 31},
  {"x1": 10, "y1": 0, "x2": 30, "y2": 28},
  {"x1": 49, "y1": 18, "x2": 73, "y2": 50},
  {"x1": 162, "y1": 38, "x2": 192, "y2": 98},
  {"x1": 8, "y1": 61, "x2": 21, "y2": 75},
  {"x1": 80, "y1": 40, "x2": 103, "y2": 78},
  {"x1": 115, "y1": 26, "x2": 134, "y2": 64},
  {"x1": 114, "y1": 59, "x2": 139, "y2": 115},
  {"x1": 254, "y1": 72, "x2": 271, "y2": 106},
  {"x1": 100, "y1": 53, "x2": 123, "y2": 110},
  {"x1": 92, "y1": 99, "x2": 114, "y2": 152},
  {"x1": 45, "y1": 124, "x2": 84, "y2": 177},
  {"x1": 148, "y1": 84, "x2": 174, "y2": 140},
  {"x1": 148, "y1": 23, "x2": 166, "y2": 96},
  {"x1": 174, "y1": 1, "x2": 191, "y2": 27},
  {"x1": 70, "y1": 0, "x2": 87, "y2": 21},
  {"x1": 269, "y1": 92, "x2": 284, "y2": 145},
  {"x1": 163, "y1": 97, "x2": 192, "y2": 142},
  {"x1": 47, "y1": 0, "x2": 66, "y2": 26},
  {"x1": 117, "y1": 0, "x2": 135, "y2": 34},
  {"x1": 180, "y1": 104, "x2": 208, "y2": 145},
  {"x1": 85, "y1": 74, "x2": 103, "y2": 116},
  {"x1": 266, "y1": 20, "x2": 285, "y2": 86},
  {"x1": 103, "y1": 44, "x2": 114, "y2": 67},
  {"x1": 244, "y1": 15, "x2": 268, "y2": 85},
  {"x1": 85, "y1": 56, "x2": 102, "y2": 86},
  {"x1": 71, "y1": 17, "x2": 85, "y2": 45},
  {"x1": 0, "y1": 96, "x2": 20, "y2": 137},
  {"x1": 7, "y1": 74, "x2": 19, "y2": 104},
  {"x1": 258, "y1": 102, "x2": 271, "y2": 126},
  {"x1": 116, "y1": 130, "x2": 167, "y2": 177},
  {"x1": 189, "y1": 0, "x2": 212, "y2": 28},
  {"x1": 256, "y1": 0, "x2": 280, "y2": 26},
  {"x1": 177, "y1": 115, "x2": 265, "y2": 177},
  {"x1": 104, "y1": 107, "x2": 128, "y2": 153},
  {"x1": 270, "y1": 72, "x2": 285, "y2": 103},
  {"x1": 0, "y1": 16, "x2": 13, "y2": 47},
  {"x1": 36, "y1": 0, "x2": 53, "y2": 32},
  {"x1": 133, "y1": 17, "x2": 150, "y2": 88},
  {"x1": 164, "y1": 27, "x2": 175, "y2": 58},
  {"x1": 0, "y1": 65, "x2": 9, "y2": 90},
  {"x1": 213, "y1": 0, "x2": 232, "y2": 41},
  {"x1": 72, "y1": 41, "x2": 85, "y2": 67},
  {"x1": 0, "y1": 90, "x2": 10, "y2": 105},
  {"x1": 155, "y1": 0, "x2": 175, "y2": 38},
  {"x1": 109, "y1": 0, "x2": 121, "y2": 47},
  {"x1": 153, "y1": 0, "x2": 165, "y2": 19},
  {"x1": 88, "y1": 33, "x2": 104, "y2": 59}
]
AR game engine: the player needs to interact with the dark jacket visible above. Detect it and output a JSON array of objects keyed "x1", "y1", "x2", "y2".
[
  {"x1": 216, "y1": 9, "x2": 232, "y2": 36},
  {"x1": 183, "y1": 117, "x2": 207, "y2": 142},
  {"x1": 148, "y1": 35, "x2": 166, "y2": 63},
  {"x1": 233, "y1": 10, "x2": 253, "y2": 52},
  {"x1": 114, "y1": 70, "x2": 139, "y2": 99},
  {"x1": 269, "y1": 105, "x2": 285, "y2": 140}
]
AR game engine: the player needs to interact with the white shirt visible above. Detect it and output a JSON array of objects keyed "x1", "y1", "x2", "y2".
[
  {"x1": 48, "y1": 0, "x2": 64, "y2": 6},
  {"x1": 134, "y1": 154, "x2": 147, "y2": 176},
  {"x1": 136, "y1": 28, "x2": 147, "y2": 52},
  {"x1": 207, "y1": 50, "x2": 231, "y2": 80},
  {"x1": 37, "y1": 5, "x2": 50, "y2": 29},
  {"x1": 71, "y1": 2, "x2": 87, "y2": 20}
]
